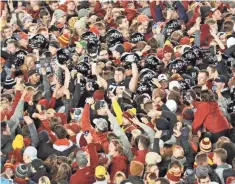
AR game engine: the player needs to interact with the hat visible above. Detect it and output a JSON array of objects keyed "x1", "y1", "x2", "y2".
[
  {"x1": 49, "y1": 25, "x2": 59, "y2": 32},
  {"x1": 166, "y1": 100, "x2": 177, "y2": 113},
  {"x1": 109, "y1": 44, "x2": 125, "y2": 54},
  {"x1": 23, "y1": 146, "x2": 37, "y2": 160},
  {"x1": 74, "y1": 17, "x2": 87, "y2": 30},
  {"x1": 93, "y1": 118, "x2": 108, "y2": 131},
  {"x1": 166, "y1": 165, "x2": 182, "y2": 182},
  {"x1": 53, "y1": 9, "x2": 67, "y2": 20},
  {"x1": 95, "y1": 165, "x2": 107, "y2": 178},
  {"x1": 158, "y1": 74, "x2": 168, "y2": 82},
  {"x1": 49, "y1": 41, "x2": 60, "y2": 49},
  {"x1": 179, "y1": 36, "x2": 191, "y2": 45},
  {"x1": 155, "y1": 117, "x2": 170, "y2": 130},
  {"x1": 15, "y1": 164, "x2": 28, "y2": 179},
  {"x1": 145, "y1": 152, "x2": 162, "y2": 165},
  {"x1": 200, "y1": 137, "x2": 212, "y2": 153},
  {"x1": 76, "y1": 40, "x2": 87, "y2": 49},
  {"x1": 22, "y1": 15, "x2": 33, "y2": 24},
  {"x1": 123, "y1": 110, "x2": 135, "y2": 122},
  {"x1": 130, "y1": 161, "x2": 144, "y2": 176},
  {"x1": 163, "y1": 45, "x2": 174, "y2": 54},
  {"x1": 38, "y1": 99, "x2": 49, "y2": 109},
  {"x1": 28, "y1": 69, "x2": 39, "y2": 77},
  {"x1": 214, "y1": 75, "x2": 227, "y2": 84},
  {"x1": 169, "y1": 80, "x2": 181, "y2": 90},
  {"x1": 137, "y1": 14, "x2": 149, "y2": 22},
  {"x1": 3, "y1": 77, "x2": 16, "y2": 89},
  {"x1": 76, "y1": 132, "x2": 87, "y2": 148},
  {"x1": 76, "y1": 150, "x2": 88, "y2": 167},
  {"x1": 31, "y1": 159, "x2": 46, "y2": 172},
  {"x1": 93, "y1": 90, "x2": 105, "y2": 101},
  {"x1": 17, "y1": 32, "x2": 28, "y2": 40},
  {"x1": 58, "y1": 33, "x2": 70, "y2": 47},
  {"x1": 77, "y1": 8, "x2": 89, "y2": 18},
  {"x1": 12, "y1": 134, "x2": 24, "y2": 150}
]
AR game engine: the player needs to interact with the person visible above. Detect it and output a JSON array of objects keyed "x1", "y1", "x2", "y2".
[
  {"x1": 213, "y1": 148, "x2": 232, "y2": 184},
  {"x1": 191, "y1": 90, "x2": 230, "y2": 143}
]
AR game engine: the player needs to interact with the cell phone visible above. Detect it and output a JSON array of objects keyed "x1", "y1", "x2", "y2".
[
  {"x1": 100, "y1": 100, "x2": 106, "y2": 108},
  {"x1": 212, "y1": 85, "x2": 217, "y2": 92},
  {"x1": 152, "y1": 23, "x2": 158, "y2": 29}
]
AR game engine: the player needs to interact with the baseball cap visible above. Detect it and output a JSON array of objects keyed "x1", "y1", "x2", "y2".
[
  {"x1": 93, "y1": 118, "x2": 108, "y2": 131},
  {"x1": 214, "y1": 75, "x2": 227, "y2": 84},
  {"x1": 28, "y1": 69, "x2": 39, "y2": 77},
  {"x1": 23, "y1": 146, "x2": 37, "y2": 160},
  {"x1": 95, "y1": 165, "x2": 107, "y2": 179},
  {"x1": 158, "y1": 74, "x2": 168, "y2": 82}
]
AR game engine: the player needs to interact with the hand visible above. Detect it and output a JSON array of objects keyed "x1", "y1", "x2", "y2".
[
  {"x1": 86, "y1": 97, "x2": 94, "y2": 105},
  {"x1": 8, "y1": 0, "x2": 14, "y2": 11},
  {"x1": 36, "y1": 104, "x2": 42, "y2": 113},
  {"x1": 131, "y1": 117, "x2": 141, "y2": 125},
  {"x1": 84, "y1": 132, "x2": 93, "y2": 144},
  {"x1": 71, "y1": 70, "x2": 77, "y2": 78},
  {"x1": 173, "y1": 129, "x2": 181, "y2": 137},
  {"x1": 109, "y1": 92, "x2": 117, "y2": 101},
  {"x1": 77, "y1": 72, "x2": 83, "y2": 81},
  {"x1": 140, "y1": 117, "x2": 149, "y2": 124},
  {"x1": 148, "y1": 109, "x2": 161, "y2": 118},
  {"x1": 23, "y1": 116, "x2": 34, "y2": 125},
  {"x1": 152, "y1": 78, "x2": 161, "y2": 88},
  {"x1": 155, "y1": 129, "x2": 162, "y2": 138}
]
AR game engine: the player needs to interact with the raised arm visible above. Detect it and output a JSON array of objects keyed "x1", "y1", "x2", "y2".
[
  {"x1": 129, "y1": 63, "x2": 138, "y2": 92},
  {"x1": 92, "y1": 62, "x2": 108, "y2": 90},
  {"x1": 24, "y1": 116, "x2": 39, "y2": 148},
  {"x1": 107, "y1": 108, "x2": 133, "y2": 161}
]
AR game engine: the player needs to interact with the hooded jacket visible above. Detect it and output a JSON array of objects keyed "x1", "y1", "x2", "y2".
[
  {"x1": 81, "y1": 104, "x2": 109, "y2": 153},
  {"x1": 215, "y1": 163, "x2": 232, "y2": 184},
  {"x1": 192, "y1": 101, "x2": 230, "y2": 134}
]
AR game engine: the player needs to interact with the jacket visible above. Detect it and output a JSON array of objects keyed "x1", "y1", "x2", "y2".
[
  {"x1": 133, "y1": 149, "x2": 149, "y2": 164},
  {"x1": 121, "y1": 176, "x2": 144, "y2": 184},
  {"x1": 192, "y1": 101, "x2": 230, "y2": 134},
  {"x1": 215, "y1": 163, "x2": 232, "y2": 184},
  {"x1": 81, "y1": 104, "x2": 109, "y2": 153},
  {"x1": 1, "y1": 100, "x2": 24, "y2": 154},
  {"x1": 69, "y1": 143, "x2": 99, "y2": 184},
  {"x1": 109, "y1": 154, "x2": 128, "y2": 181}
]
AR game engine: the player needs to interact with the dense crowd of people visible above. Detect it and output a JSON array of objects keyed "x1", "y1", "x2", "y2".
[{"x1": 1, "y1": 0, "x2": 235, "y2": 184}]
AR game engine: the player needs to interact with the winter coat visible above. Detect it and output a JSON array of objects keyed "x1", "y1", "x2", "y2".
[
  {"x1": 109, "y1": 154, "x2": 128, "y2": 181},
  {"x1": 69, "y1": 143, "x2": 99, "y2": 184},
  {"x1": 81, "y1": 104, "x2": 109, "y2": 153},
  {"x1": 192, "y1": 101, "x2": 230, "y2": 134},
  {"x1": 215, "y1": 163, "x2": 232, "y2": 184}
]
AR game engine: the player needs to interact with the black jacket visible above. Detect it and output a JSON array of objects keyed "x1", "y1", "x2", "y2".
[{"x1": 121, "y1": 176, "x2": 144, "y2": 184}]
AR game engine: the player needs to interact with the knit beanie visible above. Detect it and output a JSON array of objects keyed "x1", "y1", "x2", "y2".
[
  {"x1": 166, "y1": 165, "x2": 182, "y2": 182},
  {"x1": 200, "y1": 137, "x2": 212, "y2": 153},
  {"x1": 130, "y1": 161, "x2": 144, "y2": 176},
  {"x1": 12, "y1": 134, "x2": 24, "y2": 150},
  {"x1": 15, "y1": 164, "x2": 28, "y2": 179},
  {"x1": 21, "y1": 15, "x2": 33, "y2": 24},
  {"x1": 93, "y1": 90, "x2": 105, "y2": 101},
  {"x1": 53, "y1": 9, "x2": 67, "y2": 20},
  {"x1": 58, "y1": 33, "x2": 70, "y2": 47},
  {"x1": 145, "y1": 152, "x2": 162, "y2": 165},
  {"x1": 165, "y1": 100, "x2": 177, "y2": 113},
  {"x1": 3, "y1": 77, "x2": 16, "y2": 89}
]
